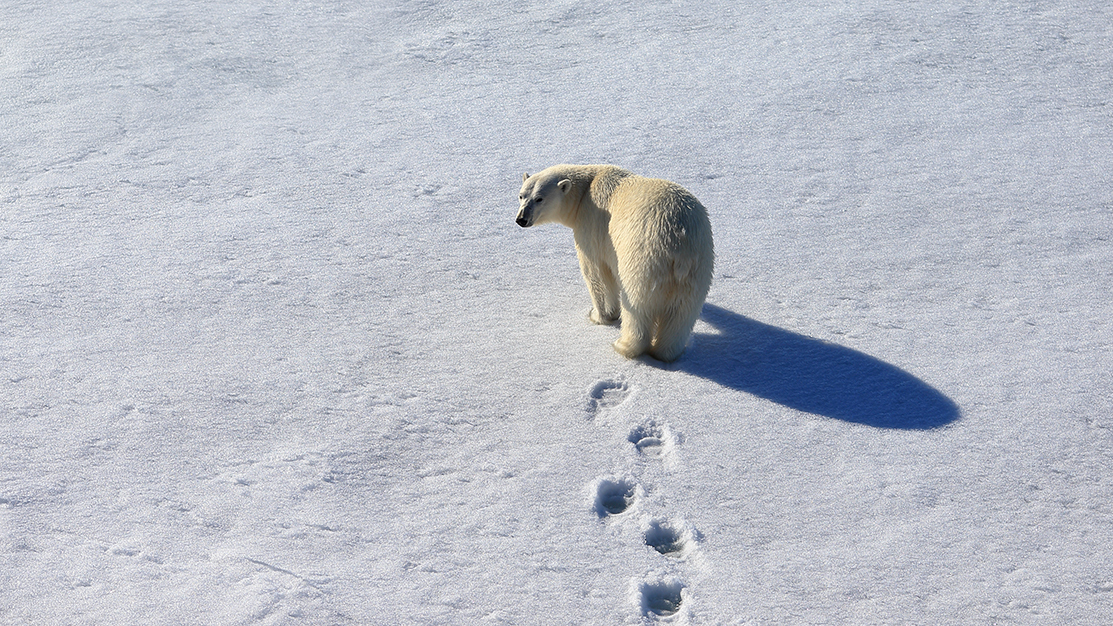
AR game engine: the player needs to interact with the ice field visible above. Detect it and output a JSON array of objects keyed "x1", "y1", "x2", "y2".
[{"x1": 2, "y1": 1, "x2": 1112, "y2": 623}]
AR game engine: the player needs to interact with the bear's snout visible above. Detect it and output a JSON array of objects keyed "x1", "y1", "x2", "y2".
[{"x1": 516, "y1": 209, "x2": 531, "y2": 227}]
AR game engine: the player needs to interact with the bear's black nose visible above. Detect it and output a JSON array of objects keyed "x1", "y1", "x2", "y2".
[{"x1": 516, "y1": 216, "x2": 529, "y2": 227}]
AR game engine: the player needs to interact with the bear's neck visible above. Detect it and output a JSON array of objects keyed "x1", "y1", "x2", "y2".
[{"x1": 563, "y1": 164, "x2": 628, "y2": 230}]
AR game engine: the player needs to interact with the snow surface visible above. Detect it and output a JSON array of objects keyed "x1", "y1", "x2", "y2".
[{"x1": 2, "y1": 0, "x2": 1112, "y2": 623}]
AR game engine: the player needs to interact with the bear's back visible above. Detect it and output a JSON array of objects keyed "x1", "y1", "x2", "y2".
[{"x1": 608, "y1": 176, "x2": 710, "y2": 241}]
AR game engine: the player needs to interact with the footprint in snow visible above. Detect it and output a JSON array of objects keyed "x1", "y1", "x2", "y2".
[
  {"x1": 627, "y1": 421, "x2": 677, "y2": 460},
  {"x1": 585, "y1": 379, "x2": 629, "y2": 418},
  {"x1": 638, "y1": 578, "x2": 686, "y2": 618},
  {"x1": 593, "y1": 477, "x2": 639, "y2": 517},
  {"x1": 643, "y1": 518, "x2": 695, "y2": 558}
]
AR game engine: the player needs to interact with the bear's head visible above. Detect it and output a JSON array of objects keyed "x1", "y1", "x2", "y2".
[{"x1": 516, "y1": 170, "x2": 572, "y2": 228}]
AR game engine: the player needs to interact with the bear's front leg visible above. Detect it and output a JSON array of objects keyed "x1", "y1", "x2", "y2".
[
  {"x1": 577, "y1": 251, "x2": 620, "y2": 325},
  {"x1": 589, "y1": 306, "x2": 619, "y2": 326},
  {"x1": 589, "y1": 267, "x2": 621, "y2": 325}
]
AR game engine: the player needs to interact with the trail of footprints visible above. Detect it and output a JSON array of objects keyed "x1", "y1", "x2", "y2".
[{"x1": 587, "y1": 379, "x2": 699, "y2": 622}]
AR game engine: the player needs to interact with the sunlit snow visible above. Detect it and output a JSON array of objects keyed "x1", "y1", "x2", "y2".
[{"x1": 3, "y1": 1, "x2": 1112, "y2": 624}]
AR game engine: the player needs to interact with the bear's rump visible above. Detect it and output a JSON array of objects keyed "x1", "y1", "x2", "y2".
[
  {"x1": 605, "y1": 175, "x2": 711, "y2": 311},
  {"x1": 613, "y1": 239, "x2": 702, "y2": 310}
]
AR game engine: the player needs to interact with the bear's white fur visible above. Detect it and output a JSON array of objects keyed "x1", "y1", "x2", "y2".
[{"x1": 516, "y1": 164, "x2": 714, "y2": 362}]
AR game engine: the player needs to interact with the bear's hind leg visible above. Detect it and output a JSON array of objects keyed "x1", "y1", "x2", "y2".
[
  {"x1": 613, "y1": 300, "x2": 652, "y2": 359},
  {"x1": 649, "y1": 295, "x2": 702, "y2": 362}
]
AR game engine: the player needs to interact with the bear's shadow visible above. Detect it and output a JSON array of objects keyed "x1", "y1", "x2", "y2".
[{"x1": 666, "y1": 304, "x2": 959, "y2": 430}]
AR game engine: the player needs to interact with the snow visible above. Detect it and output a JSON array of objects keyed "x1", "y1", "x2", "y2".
[{"x1": 2, "y1": 0, "x2": 1112, "y2": 623}]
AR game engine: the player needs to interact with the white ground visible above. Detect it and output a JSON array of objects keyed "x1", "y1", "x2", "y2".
[{"x1": 2, "y1": 1, "x2": 1112, "y2": 624}]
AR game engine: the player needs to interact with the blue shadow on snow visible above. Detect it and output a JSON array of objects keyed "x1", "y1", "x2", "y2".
[{"x1": 672, "y1": 304, "x2": 960, "y2": 430}]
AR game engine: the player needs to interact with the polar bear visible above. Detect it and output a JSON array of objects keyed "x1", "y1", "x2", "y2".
[{"x1": 516, "y1": 164, "x2": 714, "y2": 362}]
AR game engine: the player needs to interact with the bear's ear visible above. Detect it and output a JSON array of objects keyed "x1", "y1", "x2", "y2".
[
  {"x1": 557, "y1": 179, "x2": 572, "y2": 194},
  {"x1": 521, "y1": 172, "x2": 530, "y2": 182}
]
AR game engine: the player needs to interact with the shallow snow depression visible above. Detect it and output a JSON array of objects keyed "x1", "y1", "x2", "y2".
[{"x1": 2, "y1": 0, "x2": 1113, "y2": 624}]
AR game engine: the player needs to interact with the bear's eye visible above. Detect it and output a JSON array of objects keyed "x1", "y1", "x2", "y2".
[{"x1": 535, "y1": 197, "x2": 543, "y2": 203}]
